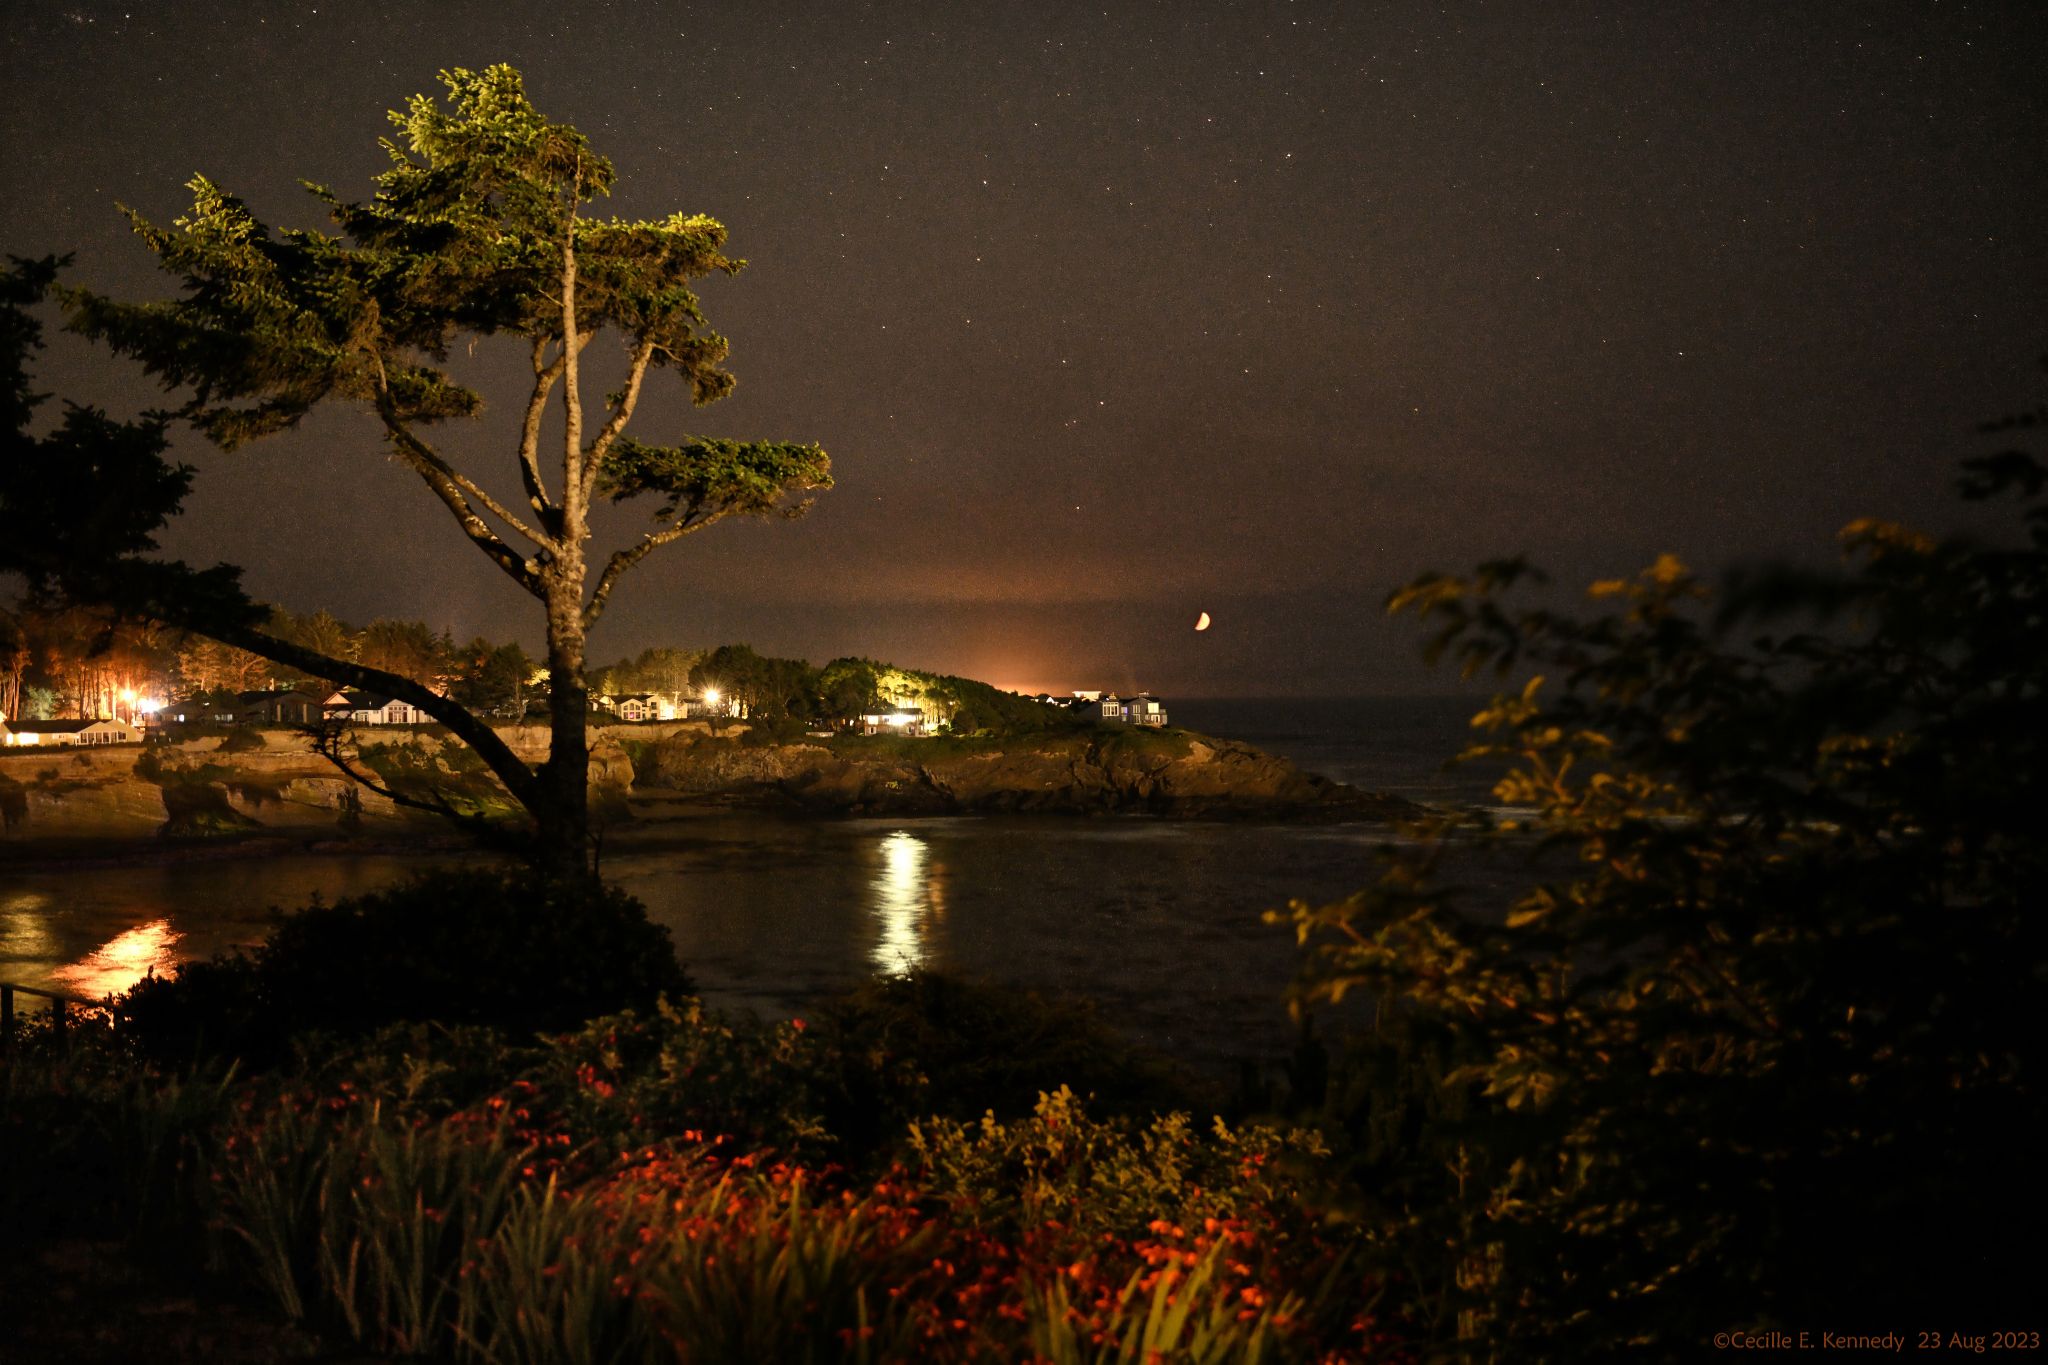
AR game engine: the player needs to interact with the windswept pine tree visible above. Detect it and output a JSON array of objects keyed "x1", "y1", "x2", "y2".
[{"x1": 1, "y1": 66, "x2": 830, "y2": 878}]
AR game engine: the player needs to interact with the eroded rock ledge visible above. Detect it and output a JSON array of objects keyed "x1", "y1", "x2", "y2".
[
  {"x1": 645, "y1": 729, "x2": 1414, "y2": 820},
  {"x1": 0, "y1": 727, "x2": 633, "y2": 845}
]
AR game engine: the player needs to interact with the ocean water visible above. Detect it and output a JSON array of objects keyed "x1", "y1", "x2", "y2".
[
  {"x1": 0, "y1": 697, "x2": 1515, "y2": 1073},
  {"x1": 1170, "y1": 694, "x2": 1505, "y2": 807}
]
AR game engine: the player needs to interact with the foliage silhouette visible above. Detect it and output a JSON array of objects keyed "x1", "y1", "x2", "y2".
[
  {"x1": 1281, "y1": 435, "x2": 2048, "y2": 1354},
  {"x1": 119, "y1": 869, "x2": 690, "y2": 1064}
]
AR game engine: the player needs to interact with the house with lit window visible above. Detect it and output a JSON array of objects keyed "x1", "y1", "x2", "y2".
[
  {"x1": 595, "y1": 692, "x2": 684, "y2": 722},
  {"x1": 859, "y1": 705, "x2": 927, "y2": 736},
  {"x1": 1068, "y1": 692, "x2": 1168, "y2": 727},
  {"x1": 1126, "y1": 694, "x2": 1168, "y2": 727},
  {"x1": 1, "y1": 717, "x2": 141, "y2": 747},
  {"x1": 321, "y1": 690, "x2": 428, "y2": 725},
  {"x1": 615, "y1": 692, "x2": 679, "y2": 722},
  {"x1": 237, "y1": 689, "x2": 324, "y2": 725}
]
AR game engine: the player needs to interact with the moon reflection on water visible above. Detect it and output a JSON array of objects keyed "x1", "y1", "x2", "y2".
[{"x1": 870, "y1": 829, "x2": 936, "y2": 975}]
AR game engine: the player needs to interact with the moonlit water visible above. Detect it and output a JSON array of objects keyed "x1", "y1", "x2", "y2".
[
  {"x1": 0, "y1": 696, "x2": 1516, "y2": 1071},
  {"x1": 607, "y1": 814, "x2": 1417, "y2": 1066},
  {"x1": 1170, "y1": 695, "x2": 1506, "y2": 806},
  {"x1": 869, "y1": 829, "x2": 931, "y2": 975}
]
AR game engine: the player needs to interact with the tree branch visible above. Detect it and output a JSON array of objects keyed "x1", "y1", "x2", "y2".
[
  {"x1": 581, "y1": 334, "x2": 658, "y2": 502},
  {"x1": 520, "y1": 337, "x2": 566, "y2": 523},
  {"x1": 372, "y1": 416, "x2": 549, "y2": 593},
  {"x1": 307, "y1": 720, "x2": 530, "y2": 853},
  {"x1": 560, "y1": 194, "x2": 585, "y2": 520},
  {"x1": 582, "y1": 509, "x2": 726, "y2": 630},
  {"x1": 384, "y1": 412, "x2": 554, "y2": 549},
  {"x1": 195, "y1": 617, "x2": 546, "y2": 817},
  {"x1": 364, "y1": 344, "x2": 555, "y2": 560}
]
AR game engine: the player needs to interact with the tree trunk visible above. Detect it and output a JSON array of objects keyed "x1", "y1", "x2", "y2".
[{"x1": 539, "y1": 574, "x2": 592, "y2": 882}]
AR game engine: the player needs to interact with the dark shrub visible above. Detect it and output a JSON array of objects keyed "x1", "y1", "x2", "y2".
[
  {"x1": 737, "y1": 713, "x2": 808, "y2": 747},
  {"x1": 120, "y1": 870, "x2": 691, "y2": 1064},
  {"x1": 804, "y1": 970, "x2": 1200, "y2": 1155},
  {"x1": 392, "y1": 971, "x2": 1204, "y2": 1170},
  {"x1": 217, "y1": 727, "x2": 267, "y2": 753}
]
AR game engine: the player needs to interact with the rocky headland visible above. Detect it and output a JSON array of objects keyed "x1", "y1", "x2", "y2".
[
  {"x1": 642, "y1": 727, "x2": 1413, "y2": 820},
  {"x1": 0, "y1": 722, "x2": 1411, "y2": 857}
]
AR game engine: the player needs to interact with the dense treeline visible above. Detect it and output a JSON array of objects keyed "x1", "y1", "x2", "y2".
[
  {"x1": 0, "y1": 600, "x2": 537, "y2": 721},
  {"x1": 679, "y1": 646, "x2": 1085, "y2": 736},
  {"x1": 2, "y1": 594, "x2": 1073, "y2": 740}
]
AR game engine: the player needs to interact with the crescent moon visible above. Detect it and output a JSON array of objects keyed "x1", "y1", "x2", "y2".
[{"x1": 1194, "y1": 611, "x2": 1211, "y2": 631}]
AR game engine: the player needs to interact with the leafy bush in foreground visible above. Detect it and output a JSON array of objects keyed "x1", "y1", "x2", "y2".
[
  {"x1": 1281, "y1": 450, "x2": 2048, "y2": 1354},
  {"x1": 806, "y1": 970, "x2": 1199, "y2": 1138},
  {"x1": 1, "y1": 1021, "x2": 1392, "y2": 1362},
  {"x1": 304, "y1": 972, "x2": 1205, "y2": 1175},
  {"x1": 908, "y1": 1085, "x2": 1330, "y2": 1246},
  {"x1": 119, "y1": 870, "x2": 691, "y2": 1063}
]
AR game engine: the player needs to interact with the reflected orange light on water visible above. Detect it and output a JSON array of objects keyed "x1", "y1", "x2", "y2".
[{"x1": 52, "y1": 918, "x2": 183, "y2": 998}]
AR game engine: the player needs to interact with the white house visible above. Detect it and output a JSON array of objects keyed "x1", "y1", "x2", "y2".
[
  {"x1": 614, "y1": 692, "x2": 681, "y2": 722},
  {"x1": 595, "y1": 692, "x2": 684, "y2": 722},
  {"x1": 321, "y1": 690, "x2": 428, "y2": 725},
  {"x1": 1069, "y1": 691, "x2": 1168, "y2": 727},
  {"x1": 1, "y1": 717, "x2": 141, "y2": 747}
]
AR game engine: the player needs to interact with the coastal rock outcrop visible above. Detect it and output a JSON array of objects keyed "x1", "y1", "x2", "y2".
[
  {"x1": 0, "y1": 724, "x2": 640, "y2": 845},
  {"x1": 0, "y1": 737, "x2": 422, "y2": 842},
  {"x1": 646, "y1": 729, "x2": 1412, "y2": 820},
  {"x1": 1, "y1": 720, "x2": 1407, "y2": 849}
]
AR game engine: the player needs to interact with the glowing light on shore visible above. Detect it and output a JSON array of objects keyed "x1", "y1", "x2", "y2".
[
  {"x1": 52, "y1": 918, "x2": 182, "y2": 998},
  {"x1": 869, "y1": 830, "x2": 929, "y2": 974}
]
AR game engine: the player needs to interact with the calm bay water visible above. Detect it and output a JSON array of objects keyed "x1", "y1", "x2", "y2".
[{"x1": 0, "y1": 695, "x2": 1509, "y2": 1071}]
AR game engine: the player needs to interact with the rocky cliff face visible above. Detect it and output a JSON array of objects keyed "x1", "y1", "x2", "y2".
[
  {"x1": 0, "y1": 727, "x2": 637, "y2": 844},
  {"x1": 1, "y1": 737, "x2": 411, "y2": 842},
  {"x1": 647, "y1": 730, "x2": 1413, "y2": 820}
]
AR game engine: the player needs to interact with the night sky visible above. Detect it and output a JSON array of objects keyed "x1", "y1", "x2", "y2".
[{"x1": 4, "y1": 2, "x2": 2042, "y2": 697}]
